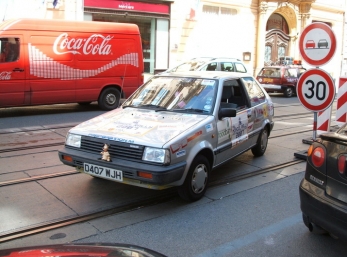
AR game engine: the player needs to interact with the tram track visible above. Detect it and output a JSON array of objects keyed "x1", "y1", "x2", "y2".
[
  {"x1": 0, "y1": 159, "x2": 304, "y2": 243},
  {"x1": 0, "y1": 110, "x2": 325, "y2": 154},
  {"x1": 0, "y1": 126, "x2": 315, "y2": 154}
]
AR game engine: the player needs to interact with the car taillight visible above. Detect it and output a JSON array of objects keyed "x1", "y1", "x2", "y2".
[
  {"x1": 311, "y1": 146, "x2": 325, "y2": 167},
  {"x1": 338, "y1": 155, "x2": 346, "y2": 175}
]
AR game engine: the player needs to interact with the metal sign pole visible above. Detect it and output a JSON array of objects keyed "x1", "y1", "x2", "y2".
[{"x1": 313, "y1": 112, "x2": 317, "y2": 140}]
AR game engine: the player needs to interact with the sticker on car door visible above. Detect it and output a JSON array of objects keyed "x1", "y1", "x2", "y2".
[
  {"x1": 217, "y1": 111, "x2": 248, "y2": 146},
  {"x1": 231, "y1": 111, "x2": 248, "y2": 147}
]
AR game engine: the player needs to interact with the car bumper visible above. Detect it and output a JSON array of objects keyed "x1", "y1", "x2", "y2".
[
  {"x1": 58, "y1": 147, "x2": 186, "y2": 189},
  {"x1": 299, "y1": 178, "x2": 347, "y2": 240},
  {"x1": 259, "y1": 84, "x2": 283, "y2": 92}
]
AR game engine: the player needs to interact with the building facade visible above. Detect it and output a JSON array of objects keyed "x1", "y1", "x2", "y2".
[{"x1": 1, "y1": 0, "x2": 346, "y2": 80}]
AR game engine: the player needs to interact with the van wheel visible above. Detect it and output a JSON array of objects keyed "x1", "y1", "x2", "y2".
[
  {"x1": 284, "y1": 87, "x2": 294, "y2": 97},
  {"x1": 98, "y1": 88, "x2": 120, "y2": 110},
  {"x1": 177, "y1": 155, "x2": 210, "y2": 202},
  {"x1": 251, "y1": 128, "x2": 268, "y2": 157}
]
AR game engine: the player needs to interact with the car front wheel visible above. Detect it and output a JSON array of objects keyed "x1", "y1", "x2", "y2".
[
  {"x1": 178, "y1": 155, "x2": 210, "y2": 202},
  {"x1": 251, "y1": 128, "x2": 268, "y2": 157},
  {"x1": 284, "y1": 87, "x2": 294, "y2": 97}
]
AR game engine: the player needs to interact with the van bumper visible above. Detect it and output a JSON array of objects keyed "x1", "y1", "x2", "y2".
[{"x1": 58, "y1": 147, "x2": 186, "y2": 189}]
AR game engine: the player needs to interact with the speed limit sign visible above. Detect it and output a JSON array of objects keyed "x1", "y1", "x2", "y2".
[{"x1": 296, "y1": 69, "x2": 335, "y2": 112}]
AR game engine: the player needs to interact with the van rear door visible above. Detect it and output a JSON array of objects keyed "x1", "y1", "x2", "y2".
[{"x1": 0, "y1": 36, "x2": 26, "y2": 107}]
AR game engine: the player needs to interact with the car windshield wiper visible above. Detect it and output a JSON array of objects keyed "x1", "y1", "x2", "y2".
[
  {"x1": 122, "y1": 104, "x2": 135, "y2": 109},
  {"x1": 172, "y1": 108, "x2": 206, "y2": 113},
  {"x1": 137, "y1": 104, "x2": 167, "y2": 112}
]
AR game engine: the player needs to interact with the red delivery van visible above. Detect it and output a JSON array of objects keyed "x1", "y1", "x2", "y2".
[{"x1": 0, "y1": 18, "x2": 144, "y2": 110}]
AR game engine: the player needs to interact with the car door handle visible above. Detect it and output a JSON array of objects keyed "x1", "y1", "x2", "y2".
[{"x1": 13, "y1": 68, "x2": 24, "y2": 72}]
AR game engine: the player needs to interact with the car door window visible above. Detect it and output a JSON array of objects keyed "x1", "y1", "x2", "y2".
[
  {"x1": 221, "y1": 79, "x2": 247, "y2": 109},
  {"x1": 242, "y1": 77, "x2": 265, "y2": 107},
  {"x1": 200, "y1": 62, "x2": 217, "y2": 71},
  {"x1": 286, "y1": 68, "x2": 298, "y2": 78},
  {"x1": 221, "y1": 62, "x2": 234, "y2": 72}
]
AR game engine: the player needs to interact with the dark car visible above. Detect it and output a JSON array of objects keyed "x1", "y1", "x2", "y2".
[
  {"x1": 256, "y1": 65, "x2": 306, "y2": 97},
  {"x1": 0, "y1": 243, "x2": 167, "y2": 257},
  {"x1": 299, "y1": 122, "x2": 347, "y2": 240},
  {"x1": 318, "y1": 39, "x2": 328, "y2": 48},
  {"x1": 164, "y1": 57, "x2": 248, "y2": 73}
]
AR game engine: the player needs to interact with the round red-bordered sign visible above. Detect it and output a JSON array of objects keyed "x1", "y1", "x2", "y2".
[
  {"x1": 296, "y1": 69, "x2": 335, "y2": 112},
  {"x1": 299, "y1": 22, "x2": 336, "y2": 66}
]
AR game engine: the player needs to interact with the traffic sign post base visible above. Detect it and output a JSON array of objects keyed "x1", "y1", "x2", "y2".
[
  {"x1": 294, "y1": 150, "x2": 308, "y2": 160},
  {"x1": 302, "y1": 138, "x2": 314, "y2": 145}
]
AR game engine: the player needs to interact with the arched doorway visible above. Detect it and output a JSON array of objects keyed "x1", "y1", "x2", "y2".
[{"x1": 264, "y1": 13, "x2": 291, "y2": 66}]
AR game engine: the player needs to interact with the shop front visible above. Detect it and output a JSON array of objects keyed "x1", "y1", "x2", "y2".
[{"x1": 84, "y1": 0, "x2": 171, "y2": 74}]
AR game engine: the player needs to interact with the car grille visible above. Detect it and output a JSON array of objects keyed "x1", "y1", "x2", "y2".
[{"x1": 80, "y1": 136, "x2": 145, "y2": 161}]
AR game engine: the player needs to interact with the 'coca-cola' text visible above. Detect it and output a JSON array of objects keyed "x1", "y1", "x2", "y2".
[
  {"x1": 0, "y1": 71, "x2": 11, "y2": 80},
  {"x1": 53, "y1": 33, "x2": 113, "y2": 55}
]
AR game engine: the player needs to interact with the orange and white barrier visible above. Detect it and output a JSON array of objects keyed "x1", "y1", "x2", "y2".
[
  {"x1": 317, "y1": 105, "x2": 333, "y2": 135},
  {"x1": 314, "y1": 77, "x2": 347, "y2": 135},
  {"x1": 336, "y1": 77, "x2": 347, "y2": 126}
]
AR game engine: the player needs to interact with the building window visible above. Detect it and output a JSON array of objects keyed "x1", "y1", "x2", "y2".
[
  {"x1": 265, "y1": 46, "x2": 272, "y2": 62},
  {"x1": 278, "y1": 46, "x2": 285, "y2": 59},
  {"x1": 266, "y1": 13, "x2": 289, "y2": 34},
  {"x1": 203, "y1": 5, "x2": 237, "y2": 16}
]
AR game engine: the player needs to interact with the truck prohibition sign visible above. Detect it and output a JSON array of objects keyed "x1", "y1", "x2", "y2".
[{"x1": 296, "y1": 68, "x2": 335, "y2": 112}]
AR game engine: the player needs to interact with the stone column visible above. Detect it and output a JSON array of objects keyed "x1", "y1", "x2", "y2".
[{"x1": 255, "y1": 1, "x2": 268, "y2": 75}]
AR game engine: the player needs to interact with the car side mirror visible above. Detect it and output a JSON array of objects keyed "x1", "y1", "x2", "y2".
[{"x1": 218, "y1": 108, "x2": 237, "y2": 120}]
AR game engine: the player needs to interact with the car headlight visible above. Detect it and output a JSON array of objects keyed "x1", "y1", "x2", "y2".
[
  {"x1": 142, "y1": 147, "x2": 170, "y2": 164},
  {"x1": 66, "y1": 133, "x2": 81, "y2": 148}
]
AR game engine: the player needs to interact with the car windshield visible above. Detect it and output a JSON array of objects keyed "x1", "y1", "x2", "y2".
[
  {"x1": 123, "y1": 76, "x2": 217, "y2": 114},
  {"x1": 258, "y1": 68, "x2": 281, "y2": 78}
]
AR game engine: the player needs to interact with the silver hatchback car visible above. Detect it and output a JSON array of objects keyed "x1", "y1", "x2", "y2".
[{"x1": 59, "y1": 71, "x2": 274, "y2": 202}]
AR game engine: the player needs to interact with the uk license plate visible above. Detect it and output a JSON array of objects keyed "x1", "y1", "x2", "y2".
[
  {"x1": 84, "y1": 163, "x2": 123, "y2": 182},
  {"x1": 263, "y1": 78, "x2": 273, "y2": 83}
]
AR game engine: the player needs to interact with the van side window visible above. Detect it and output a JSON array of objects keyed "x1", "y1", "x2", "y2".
[
  {"x1": 241, "y1": 77, "x2": 265, "y2": 107},
  {"x1": 0, "y1": 37, "x2": 20, "y2": 63}
]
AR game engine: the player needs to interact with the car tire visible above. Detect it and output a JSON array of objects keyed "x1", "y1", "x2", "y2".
[
  {"x1": 98, "y1": 88, "x2": 121, "y2": 110},
  {"x1": 178, "y1": 155, "x2": 210, "y2": 202},
  {"x1": 284, "y1": 87, "x2": 294, "y2": 97},
  {"x1": 251, "y1": 128, "x2": 268, "y2": 157}
]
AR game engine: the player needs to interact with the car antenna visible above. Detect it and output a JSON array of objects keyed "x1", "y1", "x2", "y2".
[{"x1": 119, "y1": 49, "x2": 129, "y2": 105}]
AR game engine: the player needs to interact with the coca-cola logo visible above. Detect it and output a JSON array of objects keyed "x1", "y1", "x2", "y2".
[
  {"x1": 0, "y1": 71, "x2": 11, "y2": 80},
  {"x1": 53, "y1": 33, "x2": 113, "y2": 55}
]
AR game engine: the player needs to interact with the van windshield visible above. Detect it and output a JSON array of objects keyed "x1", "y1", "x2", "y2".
[{"x1": 123, "y1": 76, "x2": 217, "y2": 114}]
